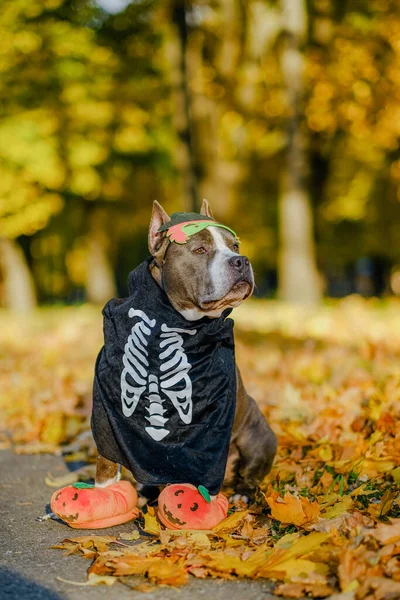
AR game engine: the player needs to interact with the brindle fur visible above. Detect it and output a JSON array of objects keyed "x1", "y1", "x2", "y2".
[
  {"x1": 95, "y1": 454, "x2": 119, "y2": 484},
  {"x1": 95, "y1": 200, "x2": 277, "y2": 498}
]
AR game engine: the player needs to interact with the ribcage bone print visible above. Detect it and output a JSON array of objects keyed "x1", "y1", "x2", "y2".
[
  {"x1": 120, "y1": 308, "x2": 196, "y2": 441},
  {"x1": 121, "y1": 309, "x2": 155, "y2": 418}
]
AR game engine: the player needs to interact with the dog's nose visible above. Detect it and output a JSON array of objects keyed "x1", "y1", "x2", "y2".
[{"x1": 229, "y1": 255, "x2": 249, "y2": 272}]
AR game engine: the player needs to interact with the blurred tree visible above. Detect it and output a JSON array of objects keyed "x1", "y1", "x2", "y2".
[
  {"x1": 3, "y1": 0, "x2": 400, "y2": 307},
  {"x1": 0, "y1": 0, "x2": 174, "y2": 307},
  {"x1": 305, "y1": 0, "x2": 400, "y2": 270},
  {"x1": 0, "y1": 0, "x2": 118, "y2": 307},
  {"x1": 0, "y1": 239, "x2": 37, "y2": 312},
  {"x1": 278, "y1": 0, "x2": 321, "y2": 304},
  {"x1": 170, "y1": 0, "x2": 199, "y2": 211}
]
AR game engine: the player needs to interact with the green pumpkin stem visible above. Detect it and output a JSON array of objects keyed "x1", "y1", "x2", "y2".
[
  {"x1": 72, "y1": 482, "x2": 95, "y2": 489},
  {"x1": 198, "y1": 485, "x2": 211, "y2": 503}
]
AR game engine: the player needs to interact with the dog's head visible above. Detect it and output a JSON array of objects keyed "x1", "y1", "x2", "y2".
[{"x1": 148, "y1": 200, "x2": 254, "y2": 320}]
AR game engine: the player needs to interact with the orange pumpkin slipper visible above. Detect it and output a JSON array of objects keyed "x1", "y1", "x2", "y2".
[
  {"x1": 157, "y1": 483, "x2": 228, "y2": 530},
  {"x1": 50, "y1": 481, "x2": 139, "y2": 529}
]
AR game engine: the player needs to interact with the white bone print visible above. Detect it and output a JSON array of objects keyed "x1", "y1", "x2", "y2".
[
  {"x1": 120, "y1": 310, "x2": 196, "y2": 441},
  {"x1": 121, "y1": 309, "x2": 156, "y2": 417},
  {"x1": 145, "y1": 374, "x2": 169, "y2": 441},
  {"x1": 159, "y1": 325, "x2": 195, "y2": 424}
]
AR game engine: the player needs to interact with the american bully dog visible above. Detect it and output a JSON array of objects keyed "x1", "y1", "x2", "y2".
[{"x1": 92, "y1": 200, "x2": 277, "y2": 504}]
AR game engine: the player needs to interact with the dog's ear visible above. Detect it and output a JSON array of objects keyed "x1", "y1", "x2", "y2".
[
  {"x1": 200, "y1": 199, "x2": 214, "y2": 219},
  {"x1": 148, "y1": 201, "x2": 170, "y2": 263}
]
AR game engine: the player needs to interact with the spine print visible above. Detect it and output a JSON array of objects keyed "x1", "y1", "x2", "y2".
[{"x1": 145, "y1": 374, "x2": 169, "y2": 441}]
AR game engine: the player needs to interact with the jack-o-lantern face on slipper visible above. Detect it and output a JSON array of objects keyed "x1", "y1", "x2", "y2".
[
  {"x1": 50, "y1": 481, "x2": 139, "y2": 529},
  {"x1": 158, "y1": 483, "x2": 229, "y2": 530},
  {"x1": 161, "y1": 486, "x2": 210, "y2": 526}
]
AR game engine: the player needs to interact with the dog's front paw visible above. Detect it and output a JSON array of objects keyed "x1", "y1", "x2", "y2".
[{"x1": 229, "y1": 493, "x2": 249, "y2": 506}]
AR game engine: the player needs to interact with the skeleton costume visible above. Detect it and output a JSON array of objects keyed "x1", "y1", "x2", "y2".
[{"x1": 91, "y1": 252, "x2": 237, "y2": 496}]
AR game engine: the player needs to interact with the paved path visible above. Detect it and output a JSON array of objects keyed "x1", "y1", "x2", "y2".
[{"x1": 0, "y1": 451, "x2": 276, "y2": 600}]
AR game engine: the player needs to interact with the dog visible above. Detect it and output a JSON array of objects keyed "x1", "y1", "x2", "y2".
[{"x1": 93, "y1": 199, "x2": 277, "y2": 503}]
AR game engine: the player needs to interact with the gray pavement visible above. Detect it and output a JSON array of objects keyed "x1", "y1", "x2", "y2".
[{"x1": 0, "y1": 451, "x2": 276, "y2": 600}]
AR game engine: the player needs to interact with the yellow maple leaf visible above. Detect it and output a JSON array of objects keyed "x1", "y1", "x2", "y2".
[
  {"x1": 266, "y1": 492, "x2": 320, "y2": 526},
  {"x1": 321, "y1": 495, "x2": 352, "y2": 519},
  {"x1": 257, "y1": 532, "x2": 332, "y2": 579},
  {"x1": 147, "y1": 560, "x2": 188, "y2": 586},
  {"x1": 143, "y1": 507, "x2": 160, "y2": 536},
  {"x1": 54, "y1": 535, "x2": 116, "y2": 554},
  {"x1": 213, "y1": 510, "x2": 249, "y2": 533}
]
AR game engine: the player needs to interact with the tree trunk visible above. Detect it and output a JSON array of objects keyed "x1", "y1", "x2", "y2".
[
  {"x1": 85, "y1": 232, "x2": 116, "y2": 304},
  {"x1": 194, "y1": 0, "x2": 246, "y2": 219},
  {"x1": 170, "y1": 0, "x2": 198, "y2": 212},
  {"x1": 278, "y1": 0, "x2": 321, "y2": 305},
  {"x1": 0, "y1": 238, "x2": 37, "y2": 312}
]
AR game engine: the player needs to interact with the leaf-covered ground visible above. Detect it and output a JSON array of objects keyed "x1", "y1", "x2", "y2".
[{"x1": 1, "y1": 297, "x2": 400, "y2": 599}]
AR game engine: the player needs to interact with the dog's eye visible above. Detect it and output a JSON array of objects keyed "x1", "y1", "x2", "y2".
[
  {"x1": 233, "y1": 243, "x2": 239, "y2": 252},
  {"x1": 193, "y1": 247, "x2": 206, "y2": 254}
]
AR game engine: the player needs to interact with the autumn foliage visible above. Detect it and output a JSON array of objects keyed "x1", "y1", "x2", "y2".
[
  {"x1": 1, "y1": 297, "x2": 400, "y2": 597},
  {"x1": 3, "y1": 0, "x2": 400, "y2": 307}
]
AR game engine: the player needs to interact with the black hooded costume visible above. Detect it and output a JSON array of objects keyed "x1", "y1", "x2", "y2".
[{"x1": 91, "y1": 258, "x2": 236, "y2": 495}]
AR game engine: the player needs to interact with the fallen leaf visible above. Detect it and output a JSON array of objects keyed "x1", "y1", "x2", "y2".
[
  {"x1": 45, "y1": 465, "x2": 96, "y2": 488},
  {"x1": 106, "y1": 555, "x2": 160, "y2": 576},
  {"x1": 187, "y1": 565, "x2": 209, "y2": 578},
  {"x1": 147, "y1": 560, "x2": 188, "y2": 586},
  {"x1": 321, "y1": 495, "x2": 352, "y2": 519},
  {"x1": 274, "y1": 581, "x2": 334, "y2": 597},
  {"x1": 368, "y1": 519, "x2": 400, "y2": 545},
  {"x1": 260, "y1": 557, "x2": 328, "y2": 580},
  {"x1": 240, "y1": 520, "x2": 254, "y2": 539},
  {"x1": 310, "y1": 513, "x2": 351, "y2": 532},
  {"x1": 338, "y1": 548, "x2": 368, "y2": 592},
  {"x1": 213, "y1": 510, "x2": 249, "y2": 533},
  {"x1": 357, "y1": 576, "x2": 400, "y2": 600},
  {"x1": 119, "y1": 528, "x2": 140, "y2": 541},
  {"x1": 257, "y1": 533, "x2": 332, "y2": 579},
  {"x1": 56, "y1": 574, "x2": 115, "y2": 586},
  {"x1": 14, "y1": 302, "x2": 400, "y2": 593},
  {"x1": 143, "y1": 508, "x2": 160, "y2": 536},
  {"x1": 52, "y1": 536, "x2": 116, "y2": 554},
  {"x1": 186, "y1": 532, "x2": 212, "y2": 548},
  {"x1": 368, "y1": 491, "x2": 399, "y2": 518},
  {"x1": 266, "y1": 492, "x2": 320, "y2": 526}
]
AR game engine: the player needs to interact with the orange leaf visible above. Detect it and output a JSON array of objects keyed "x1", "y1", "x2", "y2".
[
  {"x1": 369, "y1": 518, "x2": 400, "y2": 545},
  {"x1": 274, "y1": 582, "x2": 334, "y2": 598},
  {"x1": 147, "y1": 560, "x2": 188, "y2": 586},
  {"x1": 266, "y1": 492, "x2": 320, "y2": 526}
]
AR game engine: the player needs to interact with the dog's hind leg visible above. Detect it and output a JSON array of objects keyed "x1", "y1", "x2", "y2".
[
  {"x1": 228, "y1": 368, "x2": 277, "y2": 502},
  {"x1": 94, "y1": 454, "x2": 159, "y2": 508},
  {"x1": 95, "y1": 454, "x2": 121, "y2": 487},
  {"x1": 234, "y1": 400, "x2": 277, "y2": 497}
]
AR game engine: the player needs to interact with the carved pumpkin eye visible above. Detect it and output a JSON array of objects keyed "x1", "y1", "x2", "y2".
[
  {"x1": 174, "y1": 489, "x2": 184, "y2": 496},
  {"x1": 190, "y1": 502, "x2": 199, "y2": 512}
]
